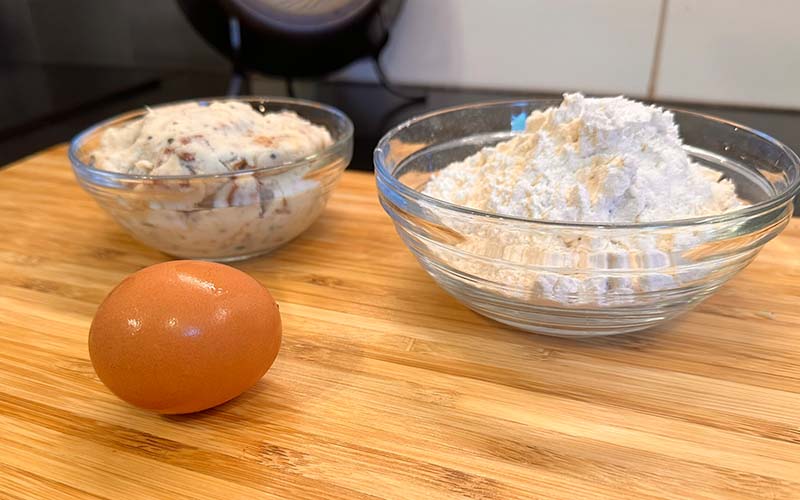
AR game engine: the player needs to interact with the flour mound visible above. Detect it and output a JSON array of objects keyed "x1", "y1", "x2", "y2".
[
  {"x1": 423, "y1": 93, "x2": 741, "y2": 223},
  {"x1": 419, "y1": 94, "x2": 747, "y2": 306}
]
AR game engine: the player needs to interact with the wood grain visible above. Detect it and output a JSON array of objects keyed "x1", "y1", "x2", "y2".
[{"x1": 1, "y1": 144, "x2": 800, "y2": 500}]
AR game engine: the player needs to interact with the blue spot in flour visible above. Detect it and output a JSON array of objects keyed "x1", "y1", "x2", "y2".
[{"x1": 511, "y1": 112, "x2": 527, "y2": 131}]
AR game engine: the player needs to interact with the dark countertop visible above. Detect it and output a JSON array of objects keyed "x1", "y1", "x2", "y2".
[
  {"x1": 2, "y1": 64, "x2": 799, "y2": 213},
  {"x1": 4, "y1": 64, "x2": 800, "y2": 169}
]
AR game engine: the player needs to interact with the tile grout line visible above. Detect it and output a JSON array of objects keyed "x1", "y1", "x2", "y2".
[{"x1": 647, "y1": 0, "x2": 670, "y2": 99}]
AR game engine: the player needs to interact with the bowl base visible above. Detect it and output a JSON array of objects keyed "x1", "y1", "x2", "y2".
[
  {"x1": 486, "y1": 314, "x2": 659, "y2": 337},
  {"x1": 162, "y1": 248, "x2": 277, "y2": 263},
  {"x1": 433, "y1": 271, "x2": 704, "y2": 338}
]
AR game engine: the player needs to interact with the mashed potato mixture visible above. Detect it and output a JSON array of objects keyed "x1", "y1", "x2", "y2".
[
  {"x1": 90, "y1": 101, "x2": 334, "y2": 259},
  {"x1": 93, "y1": 101, "x2": 332, "y2": 176}
]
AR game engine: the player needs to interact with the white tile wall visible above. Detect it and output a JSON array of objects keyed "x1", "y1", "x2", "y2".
[
  {"x1": 335, "y1": 0, "x2": 663, "y2": 97},
  {"x1": 653, "y1": 0, "x2": 800, "y2": 109},
  {"x1": 7, "y1": 0, "x2": 800, "y2": 109}
]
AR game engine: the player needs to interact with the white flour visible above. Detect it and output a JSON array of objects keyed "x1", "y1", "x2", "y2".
[
  {"x1": 424, "y1": 93, "x2": 741, "y2": 223},
  {"x1": 421, "y1": 94, "x2": 746, "y2": 305}
]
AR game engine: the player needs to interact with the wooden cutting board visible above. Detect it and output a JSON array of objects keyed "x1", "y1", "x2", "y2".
[{"x1": 1, "y1": 145, "x2": 799, "y2": 500}]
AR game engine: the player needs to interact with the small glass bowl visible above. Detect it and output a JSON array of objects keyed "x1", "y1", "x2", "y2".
[
  {"x1": 375, "y1": 100, "x2": 800, "y2": 337},
  {"x1": 70, "y1": 97, "x2": 353, "y2": 261}
]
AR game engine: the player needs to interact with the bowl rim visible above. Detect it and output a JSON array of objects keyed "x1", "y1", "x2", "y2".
[
  {"x1": 69, "y1": 95, "x2": 355, "y2": 181},
  {"x1": 374, "y1": 98, "x2": 800, "y2": 229}
]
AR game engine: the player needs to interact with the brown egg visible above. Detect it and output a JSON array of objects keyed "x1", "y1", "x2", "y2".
[{"x1": 89, "y1": 260, "x2": 281, "y2": 414}]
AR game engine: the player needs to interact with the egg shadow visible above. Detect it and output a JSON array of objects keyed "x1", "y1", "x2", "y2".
[
  {"x1": 162, "y1": 332, "x2": 365, "y2": 428},
  {"x1": 162, "y1": 376, "x2": 285, "y2": 424}
]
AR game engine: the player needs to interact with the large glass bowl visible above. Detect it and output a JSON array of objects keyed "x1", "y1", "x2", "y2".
[
  {"x1": 70, "y1": 97, "x2": 353, "y2": 261},
  {"x1": 375, "y1": 100, "x2": 800, "y2": 337}
]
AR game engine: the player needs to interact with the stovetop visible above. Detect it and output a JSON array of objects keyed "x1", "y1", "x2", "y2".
[{"x1": 4, "y1": 64, "x2": 800, "y2": 182}]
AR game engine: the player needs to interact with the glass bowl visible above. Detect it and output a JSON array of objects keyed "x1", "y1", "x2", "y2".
[
  {"x1": 70, "y1": 97, "x2": 353, "y2": 261},
  {"x1": 375, "y1": 99, "x2": 800, "y2": 337}
]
